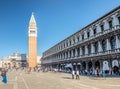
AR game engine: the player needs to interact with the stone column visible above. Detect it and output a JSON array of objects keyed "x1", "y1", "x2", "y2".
[
  {"x1": 75, "y1": 36, "x2": 78, "y2": 43},
  {"x1": 80, "y1": 47, "x2": 82, "y2": 56},
  {"x1": 68, "y1": 51, "x2": 70, "y2": 58},
  {"x1": 116, "y1": 35, "x2": 120, "y2": 49},
  {"x1": 79, "y1": 34, "x2": 82, "y2": 41},
  {"x1": 62, "y1": 53, "x2": 64, "y2": 60},
  {"x1": 106, "y1": 39, "x2": 111, "y2": 52},
  {"x1": 89, "y1": 28, "x2": 93, "y2": 37},
  {"x1": 91, "y1": 43, "x2": 95, "y2": 54},
  {"x1": 85, "y1": 45, "x2": 88, "y2": 55},
  {"x1": 104, "y1": 20, "x2": 109, "y2": 30},
  {"x1": 75, "y1": 48, "x2": 78, "y2": 57},
  {"x1": 96, "y1": 24, "x2": 101, "y2": 33},
  {"x1": 68, "y1": 40, "x2": 70, "y2": 46},
  {"x1": 71, "y1": 49, "x2": 74, "y2": 58},
  {"x1": 84, "y1": 31, "x2": 87, "y2": 39},
  {"x1": 112, "y1": 15, "x2": 119, "y2": 26},
  {"x1": 71, "y1": 38, "x2": 74, "y2": 45},
  {"x1": 98, "y1": 41, "x2": 102, "y2": 53}
]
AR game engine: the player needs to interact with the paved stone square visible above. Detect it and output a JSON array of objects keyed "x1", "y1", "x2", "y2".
[{"x1": 0, "y1": 70, "x2": 120, "y2": 89}]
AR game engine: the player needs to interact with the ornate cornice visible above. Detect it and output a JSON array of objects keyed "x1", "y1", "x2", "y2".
[
  {"x1": 107, "y1": 16, "x2": 113, "y2": 22},
  {"x1": 116, "y1": 10, "x2": 120, "y2": 17}
]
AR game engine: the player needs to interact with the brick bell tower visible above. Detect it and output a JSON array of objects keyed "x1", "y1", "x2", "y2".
[{"x1": 28, "y1": 12, "x2": 37, "y2": 68}]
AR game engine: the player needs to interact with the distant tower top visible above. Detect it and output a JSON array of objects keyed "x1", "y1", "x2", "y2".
[
  {"x1": 29, "y1": 12, "x2": 36, "y2": 24},
  {"x1": 29, "y1": 12, "x2": 37, "y2": 29}
]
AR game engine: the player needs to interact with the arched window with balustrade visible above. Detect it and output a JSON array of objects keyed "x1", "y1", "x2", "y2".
[
  {"x1": 102, "y1": 39, "x2": 106, "y2": 52},
  {"x1": 110, "y1": 36, "x2": 116, "y2": 50},
  {"x1": 94, "y1": 42, "x2": 98, "y2": 53}
]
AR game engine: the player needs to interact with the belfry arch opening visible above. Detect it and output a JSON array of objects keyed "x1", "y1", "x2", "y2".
[{"x1": 95, "y1": 61, "x2": 100, "y2": 69}]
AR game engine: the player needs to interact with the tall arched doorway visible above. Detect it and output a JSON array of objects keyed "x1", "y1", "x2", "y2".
[
  {"x1": 88, "y1": 61, "x2": 92, "y2": 70},
  {"x1": 82, "y1": 61, "x2": 86, "y2": 70},
  {"x1": 112, "y1": 60, "x2": 119, "y2": 75},
  {"x1": 95, "y1": 61, "x2": 100, "y2": 76},
  {"x1": 95, "y1": 61, "x2": 100, "y2": 69},
  {"x1": 82, "y1": 61, "x2": 86, "y2": 75},
  {"x1": 88, "y1": 61, "x2": 92, "y2": 75},
  {"x1": 110, "y1": 36, "x2": 116, "y2": 51}
]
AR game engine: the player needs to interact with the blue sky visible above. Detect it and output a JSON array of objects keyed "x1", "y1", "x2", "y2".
[{"x1": 0, "y1": 0, "x2": 120, "y2": 59}]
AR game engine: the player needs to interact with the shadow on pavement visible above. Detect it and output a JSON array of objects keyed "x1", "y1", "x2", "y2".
[{"x1": 62, "y1": 77, "x2": 72, "y2": 80}]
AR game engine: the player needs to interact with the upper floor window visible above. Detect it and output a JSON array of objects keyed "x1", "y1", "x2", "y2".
[
  {"x1": 82, "y1": 34, "x2": 84, "y2": 40},
  {"x1": 66, "y1": 42, "x2": 68, "y2": 47},
  {"x1": 118, "y1": 17, "x2": 120, "y2": 24},
  {"x1": 61, "y1": 45, "x2": 62, "y2": 49},
  {"x1": 73, "y1": 38, "x2": 75, "y2": 43},
  {"x1": 110, "y1": 36, "x2": 116, "y2": 50},
  {"x1": 66, "y1": 52, "x2": 68, "y2": 58},
  {"x1": 82, "y1": 46, "x2": 85, "y2": 55},
  {"x1": 109, "y1": 20, "x2": 113, "y2": 29},
  {"x1": 77, "y1": 36, "x2": 79, "y2": 42},
  {"x1": 100, "y1": 25, "x2": 104, "y2": 32},
  {"x1": 88, "y1": 44, "x2": 91, "y2": 54},
  {"x1": 102, "y1": 39, "x2": 106, "y2": 52},
  {"x1": 93, "y1": 28, "x2": 96, "y2": 35},
  {"x1": 63, "y1": 43, "x2": 65, "y2": 48},
  {"x1": 87, "y1": 31, "x2": 90, "y2": 38},
  {"x1": 94, "y1": 42, "x2": 98, "y2": 53},
  {"x1": 69, "y1": 50, "x2": 71, "y2": 58},
  {"x1": 77, "y1": 47, "x2": 80, "y2": 56},
  {"x1": 69, "y1": 40, "x2": 71, "y2": 45},
  {"x1": 73, "y1": 49, "x2": 75, "y2": 57}
]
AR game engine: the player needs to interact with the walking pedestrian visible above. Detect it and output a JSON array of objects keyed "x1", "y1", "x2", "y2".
[
  {"x1": 72, "y1": 70, "x2": 75, "y2": 79},
  {"x1": 76, "y1": 70, "x2": 80, "y2": 79},
  {"x1": 1, "y1": 69, "x2": 7, "y2": 83}
]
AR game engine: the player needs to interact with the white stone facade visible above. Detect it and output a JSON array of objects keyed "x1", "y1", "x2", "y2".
[
  {"x1": 42, "y1": 6, "x2": 120, "y2": 76},
  {"x1": 1, "y1": 52, "x2": 27, "y2": 68}
]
